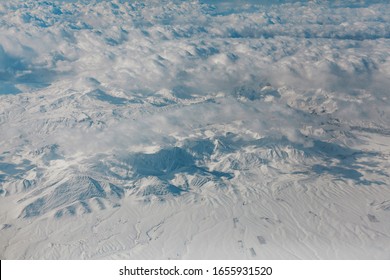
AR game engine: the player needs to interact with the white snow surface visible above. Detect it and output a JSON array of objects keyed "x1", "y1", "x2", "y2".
[{"x1": 1, "y1": 0, "x2": 390, "y2": 259}]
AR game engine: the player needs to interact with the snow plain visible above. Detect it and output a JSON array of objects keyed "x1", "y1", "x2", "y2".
[{"x1": 1, "y1": 0, "x2": 390, "y2": 259}]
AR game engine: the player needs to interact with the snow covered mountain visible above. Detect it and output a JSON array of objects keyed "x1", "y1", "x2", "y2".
[{"x1": 1, "y1": 0, "x2": 390, "y2": 259}]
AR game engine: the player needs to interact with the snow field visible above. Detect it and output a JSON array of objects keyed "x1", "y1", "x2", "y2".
[{"x1": 1, "y1": 0, "x2": 390, "y2": 259}]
